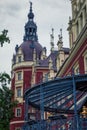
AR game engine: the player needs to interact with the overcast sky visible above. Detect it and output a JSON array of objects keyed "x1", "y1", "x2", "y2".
[{"x1": 0, "y1": 0, "x2": 71, "y2": 75}]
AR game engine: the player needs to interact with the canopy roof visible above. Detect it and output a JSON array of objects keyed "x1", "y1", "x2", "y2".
[{"x1": 24, "y1": 74, "x2": 87, "y2": 114}]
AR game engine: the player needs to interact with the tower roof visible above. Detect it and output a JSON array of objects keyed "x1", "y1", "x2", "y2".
[
  {"x1": 20, "y1": 2, "x2": 43, "y2": 61},
  {"x1": 20, "y1": 41, "x2": 43, "y2": 61},
  {"x1": 13, "y1": 2, "x2": 44, "y2": 63}
]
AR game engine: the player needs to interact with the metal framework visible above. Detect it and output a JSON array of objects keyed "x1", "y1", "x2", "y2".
[{"x1": 23, "y1": 74, "x2": 87, "y2": 130}]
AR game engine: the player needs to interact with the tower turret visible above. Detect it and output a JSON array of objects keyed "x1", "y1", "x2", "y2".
[{"x1": 23, "y1": 2, "x2": 38, "y2": 42}]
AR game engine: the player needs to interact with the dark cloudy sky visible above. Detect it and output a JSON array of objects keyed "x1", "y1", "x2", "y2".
[{"x1": 0, "y1": 0, "x2": 71, "y2": 75}]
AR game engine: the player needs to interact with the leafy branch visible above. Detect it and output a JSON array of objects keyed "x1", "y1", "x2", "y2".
[{"x1": 0, "y1": 30, "x2": 10, "y2": 47}]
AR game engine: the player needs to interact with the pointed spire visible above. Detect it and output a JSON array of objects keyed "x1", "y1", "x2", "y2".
[
  {"x1": 60, "y1": 28, "x2": 62, "y2": 39},
  {"x1": 57, "y1": 28, "x2": 63, "y2": 50},
  {"x1": 28, "y1": 2, "x2": 34, "y2": 21},
  {"x1": 50, "y1": 28, "x2": 54, "y2": 52},
  {"x1": 30, "y1": 1, "x2": 32, "y2": 11}
]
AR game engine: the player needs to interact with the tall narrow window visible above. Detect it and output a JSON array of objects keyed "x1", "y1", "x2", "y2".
[
  {"x1": 16, "y1": 87, "x2": 21, "y2": 97},
  {"x1": 16, "y1": 108, "x2": 21, "y2": 117},
  {"x1": 18, "y1": 72, "x2": 22, "y2": 80}
]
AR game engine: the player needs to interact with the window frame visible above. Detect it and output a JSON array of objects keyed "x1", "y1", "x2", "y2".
[
  {"x1": 16, "y1": 87, "x2": 21, "y2": 98},
  {"x1": 17, "y1": 72, "x2": 22, "y2": 80},
  {"x1": 15, "y1": 108, "x2": 21, "y2": 117}
]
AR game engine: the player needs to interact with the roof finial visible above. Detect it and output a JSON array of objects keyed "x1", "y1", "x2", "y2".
[
  {"x1": 58, "y1": 28, "x2": 63, "y2": 42},
  {"x1": 60, "y1": 28, "x2": 62, "y2": 38},
  {"x1": 57, "y1": 28, "x2": 63, "y2": 50}
]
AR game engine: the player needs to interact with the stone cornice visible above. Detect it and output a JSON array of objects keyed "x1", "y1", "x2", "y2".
[{"x1": 12, "y1": 61, "x2": 33, "y2": 70}]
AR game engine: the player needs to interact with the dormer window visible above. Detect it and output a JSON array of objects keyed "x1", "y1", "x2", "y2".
[{"x1": 16, "y1": 48, "x2": 24, "y2": 63}]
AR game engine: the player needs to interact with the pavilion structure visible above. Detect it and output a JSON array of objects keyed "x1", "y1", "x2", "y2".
[{"x1": 23, "y1": 73, "x2": 87, "y2": 130}]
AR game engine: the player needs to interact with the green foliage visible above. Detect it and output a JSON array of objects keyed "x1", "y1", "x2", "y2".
[
  {"x1": 0, "y1": 29, "x2": 10, "y2": 47},
  {"x1": 0, "y1": 31, "x2": 17, "y2": 130},
  {"x1": 0, "y1": 73, "x2": 18, "y2": 130},
  {"x1": 0, "y1": 72, "x2": 11, "y2": 84}
]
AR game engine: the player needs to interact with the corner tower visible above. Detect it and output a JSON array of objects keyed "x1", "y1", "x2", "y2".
[{"x1": 10, "y1": 2, "x2": 49, "y2": 130}]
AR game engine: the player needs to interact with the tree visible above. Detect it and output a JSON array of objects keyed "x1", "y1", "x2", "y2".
[
  {"x1": 0, "y1": 73, "x2": 18, "y2": 130},
  {"x1": 0, "y1": 29, "x2": 10, "y2": 47},
  {"x1": 0, "y1": 30, "x2": 18, "y2": 130}
]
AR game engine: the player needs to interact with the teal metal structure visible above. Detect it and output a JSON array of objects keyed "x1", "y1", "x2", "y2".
[{"x1": 23, "y1": 74, "x2": 87, "y2": 130}]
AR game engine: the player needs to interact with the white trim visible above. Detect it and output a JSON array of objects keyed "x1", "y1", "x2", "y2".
[
  {"x1": 10, "y1": 120, "x2": 25, "y2": 124},
  {"x1": 12, "y1": 61, "x2": 33, "y2": 70}
]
